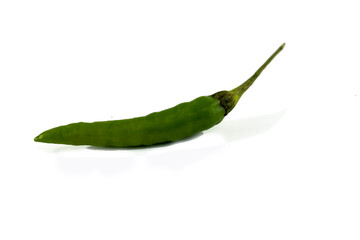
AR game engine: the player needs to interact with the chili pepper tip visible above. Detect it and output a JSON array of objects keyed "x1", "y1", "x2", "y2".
[{"x1": 34, "y1": 134, "x2": 42, "y2": 142}]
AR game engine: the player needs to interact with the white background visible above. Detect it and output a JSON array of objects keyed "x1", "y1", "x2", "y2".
[{"x1": 1, "y1": 0, "x2": 359, "y2": 239}]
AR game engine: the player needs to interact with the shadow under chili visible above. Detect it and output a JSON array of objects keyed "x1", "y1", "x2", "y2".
[{"x1": 212, "y1": 109, "x2": 287, "y2": 142}]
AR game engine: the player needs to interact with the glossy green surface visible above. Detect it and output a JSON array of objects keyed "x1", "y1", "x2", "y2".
[
  {"x1": 34, "y1": 96, "x2": 225, "y2": 147},
  {"x1": 34, "y1": 43, "x2": 285, "y2": 147}
]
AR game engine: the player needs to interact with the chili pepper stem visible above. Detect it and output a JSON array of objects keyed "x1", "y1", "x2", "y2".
[
  {"x1": 212, "y1": 43, "x2": 285, "y2": 115},
  {"x1": 231, "y1": 43, "x2": 285, "y2": 98}
]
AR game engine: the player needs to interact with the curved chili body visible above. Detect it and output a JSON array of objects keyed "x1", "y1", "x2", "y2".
[
  {"x1": 34, "y1": 43, "x2": 285, "y2": 148},
  {"x1": 34, "y1": 96, "x2": 225, "y2": 147}
]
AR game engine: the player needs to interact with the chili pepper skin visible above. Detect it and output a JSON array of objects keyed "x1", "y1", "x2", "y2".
[
  {"x1": 34, "y1": 96, "x2": 225, "y2": 147},
  {"x1": 34, "y1": 43, "x2": 285, "y2": 147}
]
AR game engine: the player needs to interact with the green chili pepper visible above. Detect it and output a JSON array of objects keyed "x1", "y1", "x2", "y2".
[{"x1": 34, "y1": 43, "x2": 285, "y2": 147}]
